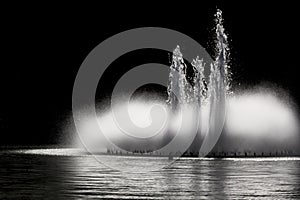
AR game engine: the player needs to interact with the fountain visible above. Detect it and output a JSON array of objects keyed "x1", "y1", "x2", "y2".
[
  {"x1": 165, "y1": 9, "x2": 230, "y2": 156},
  {"x1": 70, "y1": 9, "x2": 300, "y2": 174},
  {"x1": 74, "y1": 9, "x2": 231, "y2": 159}
]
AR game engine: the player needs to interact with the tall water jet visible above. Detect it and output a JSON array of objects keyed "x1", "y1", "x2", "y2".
[
  {"x1": 192, "y1": 56, "x2": 207, "y2": 106},
  {"x1": 200, "y1": 8, "x2": 231, "y2": 156},
  {"x1": 216, "y1": 9, "x2": 230, "y2": 85},
  {"x1": 166, "y1": 45, "x2": 194, "y2": 110}
]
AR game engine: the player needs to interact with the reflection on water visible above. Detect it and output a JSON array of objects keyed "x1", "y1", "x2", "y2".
[{"x1": 1, "y1": 148, "x2": 300, "y2": 199}]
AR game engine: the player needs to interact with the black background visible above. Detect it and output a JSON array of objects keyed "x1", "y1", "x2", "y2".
[{"x1": 1, "y1": 2, "x2": 299, "y2": 145}]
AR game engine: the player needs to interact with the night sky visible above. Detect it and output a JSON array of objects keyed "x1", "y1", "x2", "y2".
[{"x1": 1, "y1": 2, "x2": 299, "y2": 145}]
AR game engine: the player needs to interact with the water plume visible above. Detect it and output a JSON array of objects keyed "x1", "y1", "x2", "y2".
[{"x1": 214, "y1": 87, "x2": 300, "y2": 155}]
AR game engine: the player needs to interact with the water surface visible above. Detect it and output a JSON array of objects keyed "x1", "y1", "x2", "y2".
[{"x1": 1, "y1": 148, "x2": 300, "y2": 199}]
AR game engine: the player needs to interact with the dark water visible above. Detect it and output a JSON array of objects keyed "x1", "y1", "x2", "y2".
[{"x1": 1, "y1": 148, "x2": 300, "y2": 199}]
